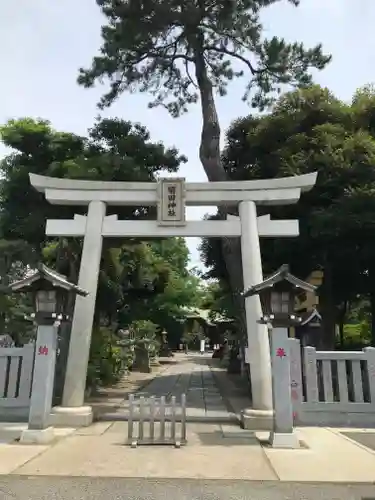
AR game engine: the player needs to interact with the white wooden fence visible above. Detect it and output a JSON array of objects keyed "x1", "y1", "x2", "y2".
[
  {"x1": 0, "y1": 343, "x2": 35, "y2": 420},
  {"x1": 289, "y1": 339, "x2": 375, "y2": 426},
  {"x1": 127, "y1": 394, "x2": 187, "y2": 447}
]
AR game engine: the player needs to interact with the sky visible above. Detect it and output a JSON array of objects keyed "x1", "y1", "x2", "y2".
[{"x1": 1, "y1": 0, "x2": 375, "y2": 269}]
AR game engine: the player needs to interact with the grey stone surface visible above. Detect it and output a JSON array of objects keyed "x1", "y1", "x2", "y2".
[
  {"x1": 239, "y1": 200, "x2": 273, "y2": 413},
  {"x1": 99, "y1": 354, "x2": 239, "y2": 423},
  {"x1": 270, "y1": 327, "x2": 294, "y2": 435},
  {"x1": 62, "y1": 200, "x2": 106, "y2": 408},
  {"x1": 342, "y1": 432, "x2": 375, "y2": 452},
  {"x1": 28, "y1": 325, "x2": 58, "y2": 431},
  {"x1": 1, "y1": 477, "x2": 375, "y2": 500}
]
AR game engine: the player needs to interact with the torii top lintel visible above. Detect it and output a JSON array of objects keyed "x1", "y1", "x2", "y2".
[{"x1": 29, "y1": 172, "x2": 317, "y2": 207}]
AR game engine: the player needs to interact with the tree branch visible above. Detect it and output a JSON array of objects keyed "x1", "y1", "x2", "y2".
[
  {"x1": 203, "y1": 45, "x2": 257, "y2": 74},
  {"x1": 184, "y1": 58, "x2": 198, "y2": 88}
]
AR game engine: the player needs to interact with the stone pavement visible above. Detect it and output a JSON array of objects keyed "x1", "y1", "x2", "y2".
[
  {"x1": 97, "y1": 353, "x2": 242, "y2": 423},
  {"x1": 1, "y1": 421, "x2": 375, "y2": 482},
  {"x1": 1, "y1": 352, "x2": 375, "y2": 483},
  {"x1": 1, "y1": 477, "x2": 375, "y2": 500}
]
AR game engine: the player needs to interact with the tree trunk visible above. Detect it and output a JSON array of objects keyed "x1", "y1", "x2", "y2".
[
  {"x1": 193, "y1": 39, "x2": 248, "y2": 340},
  {"x1": 338, "y1": 318, "x2": 344, "y2": 348},
  {"x1": 0, "y1": 256, "x2": 10, "y2": 333},
  {"x1": 337, "y1": 300, "x2": 348, "y2": 348},
  {"x1": 319, "y1": 264, "x2": 337, "y2": 349},
  {"x1": 370, "y1": 292, "x2": 375, "y2": 347},
  {"x1": 368, "y1": 265, "x2": 375, "y2": 347}
]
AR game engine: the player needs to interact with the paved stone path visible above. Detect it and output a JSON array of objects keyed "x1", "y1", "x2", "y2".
[
  {"x1": 1, "y1": 476, "x2": 375, "y2": 500},
  {"x1": 99, "y1": 353, "x2": 241, "y2": 423}
]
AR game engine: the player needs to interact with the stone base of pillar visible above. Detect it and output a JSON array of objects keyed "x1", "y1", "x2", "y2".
[
  {"x1": 269, "y1": 431, "x2": 300, "y2": 449},
  {"x1": 241, "y1": 408, "x2": 274, "y2": 430},
  {"x1": 20, "y1": 426, "x2": 55, "y2": 444},
  {"x1": 49, "y1": 406, "x2": 93, "y2": 427}
]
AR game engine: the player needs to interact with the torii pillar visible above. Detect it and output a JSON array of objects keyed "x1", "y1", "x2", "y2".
[
  {"x1": 239, "y1": 202, "x2": 274, "y2": 429},
  {"x1": 52, "y1": 202, "x2": 106, "y2": 427}
]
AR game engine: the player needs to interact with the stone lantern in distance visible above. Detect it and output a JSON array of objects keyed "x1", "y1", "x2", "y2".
[
  {"x1": 243, "y1": 264, "x2": 316, "y2": 449},
  {"x1": 9, "y1": 263, "x2": 88, "y2": 444}
]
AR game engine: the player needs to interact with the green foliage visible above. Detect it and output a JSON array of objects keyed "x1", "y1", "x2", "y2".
[
  {"x1": 78, "y1": 0, "x2": 331, "y2": 115},
  {"x1": 129, "y1": 319, "x2": 158, "y2": 342},
  {"x1": 338, "y1": 323, "x2": 371, "y2": 350},
  {"x1": 201, "y1": 84, "x2": 375, "y2": 347},
  {"x1": 87, "y1": 326, "x2": 124, "y2": 388},
  {"x1": 0, "y1": 239, "x2": 36, "y2": 341},
  {"x1": 199, "y1": 280, "x2": 235, "y2": 322},
  {"x1": 116, "y1": 238, "x2": 203, "y2": 335},
  {"x1": 0, "y1": 117, "x2": 186, "y2": 249},
  {"x1": 0, "y1": 117, "x2": 202, "y2": 387}
]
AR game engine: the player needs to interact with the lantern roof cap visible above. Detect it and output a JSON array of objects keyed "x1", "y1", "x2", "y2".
[
  {"x1": 8, "y1": 263, "x2": 88, "y2": 296},
  {"x1": 242, "y1": 264, "x2": 316, "y2": 298},
  {"x1": 300, "y1": 308, "x2": 322, "y2": 326}
]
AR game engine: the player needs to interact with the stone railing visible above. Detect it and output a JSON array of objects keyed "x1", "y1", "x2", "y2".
[
  {"x1": 0, "y1": 343, "x2": 35, "y2": 421},
  {"x1": 289, "y1": 339, "x2": 375, "y2": 426}
]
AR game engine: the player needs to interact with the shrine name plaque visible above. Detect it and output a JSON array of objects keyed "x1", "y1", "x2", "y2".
[{"x1": 157, "y1": 177, "x2": 186, "y2": 226}]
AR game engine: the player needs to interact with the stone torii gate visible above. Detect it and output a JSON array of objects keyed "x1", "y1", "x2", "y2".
[{"x1": 29, "y1": 172, "x2": 317, "y2": 428}]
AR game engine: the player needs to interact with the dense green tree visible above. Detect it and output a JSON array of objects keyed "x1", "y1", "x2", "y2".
[
  {"x1": 116, "y1": 238, "x2": 203, "y2": 340},
  {"x1": 199, "y1": 279, "x2": 235, "y2": 323},
  {"x1": 0, "y1": 116, "x2": 187, "y2": 318},
  {"x1": 0, "y1": 117, "x2": 185, "y2": 250},
  {"x1": 0, "y1": 240, "x2": 35, "y2": 295},
  {"x1": 77, "y1": 0, "x2": 331, "y2": 338},
  {"x1": 202, "y1": 85, "x2": 375, "y2": 347},
  {"x1": 318, "y1": 184, "x2": 375, "y2": 344},
  {"x1": 0, "y1": 117, "x2": 201, "y2": 389},
  {"x1": 0, "y1": 239, "x2": 36, "y2": 338}
]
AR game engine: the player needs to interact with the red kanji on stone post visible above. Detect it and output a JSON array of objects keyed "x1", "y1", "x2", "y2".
[
  {"x1": 38, "y1": 345, "x2": 49, "y2": 356},
  {"x1": 276, "y1": 347, "x2": 286, "y2": 358}
]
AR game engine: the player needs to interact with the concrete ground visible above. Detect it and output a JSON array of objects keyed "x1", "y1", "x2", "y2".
[
  {"x1": 1, "y1": 353, "x2": 375, "y2": 484},
  {"x1": 0, "y1": 477, "x2": 374, "y2": 500},
  {"x1": 1, "y1": 421, "x2": 375, "y2": 483}
]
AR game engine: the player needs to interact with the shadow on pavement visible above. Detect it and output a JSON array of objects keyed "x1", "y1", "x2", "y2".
[
  {"x1": 185, "y1": 354, "x2": 213, "y2": 365},
  {"x1": 157, "y1": 359, "x2": 179, "y2": 366},
  {"x1": 196, "y1": 430, "x2": 260, "y2": 447},
  {"x1": 341, "y1": 431, "x2": 375, "y2": 452}
]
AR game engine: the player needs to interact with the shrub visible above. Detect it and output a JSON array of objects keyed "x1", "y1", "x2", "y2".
[
  {"x1": 86, "y1": 326, "x2": 125, "y2": 389},
  {"x1": 338, "y1": 322, "x2": 371, "y2": 350}
]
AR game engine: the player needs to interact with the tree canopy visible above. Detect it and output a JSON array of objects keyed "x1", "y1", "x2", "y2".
[
  {"x1": 201, "y1": 84, "x2": 375, "y2": 347},
  {"x1": 78, "y1": 0, "x2": 330, "y2": 117},
  {"x1": 0, "y1": 117, "x2": 207, "y2": 387},
  {"x1": 0, "y1": 117, "x2": 186, "y2": 249}
]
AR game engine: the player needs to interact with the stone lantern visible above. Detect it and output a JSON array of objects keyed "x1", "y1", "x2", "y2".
[
  {"x1": 10, "y1": 264, "x2": 87, "y2": 323},
  {"x1": 9, "y1": 263, "x2": 88, "y2": 444},
  {"x1": 243, "y1": 264, "x2": 316, "y2": 449},
  {"x1": 244, "y1": 264, "x2": 316, "y2": 328}
]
